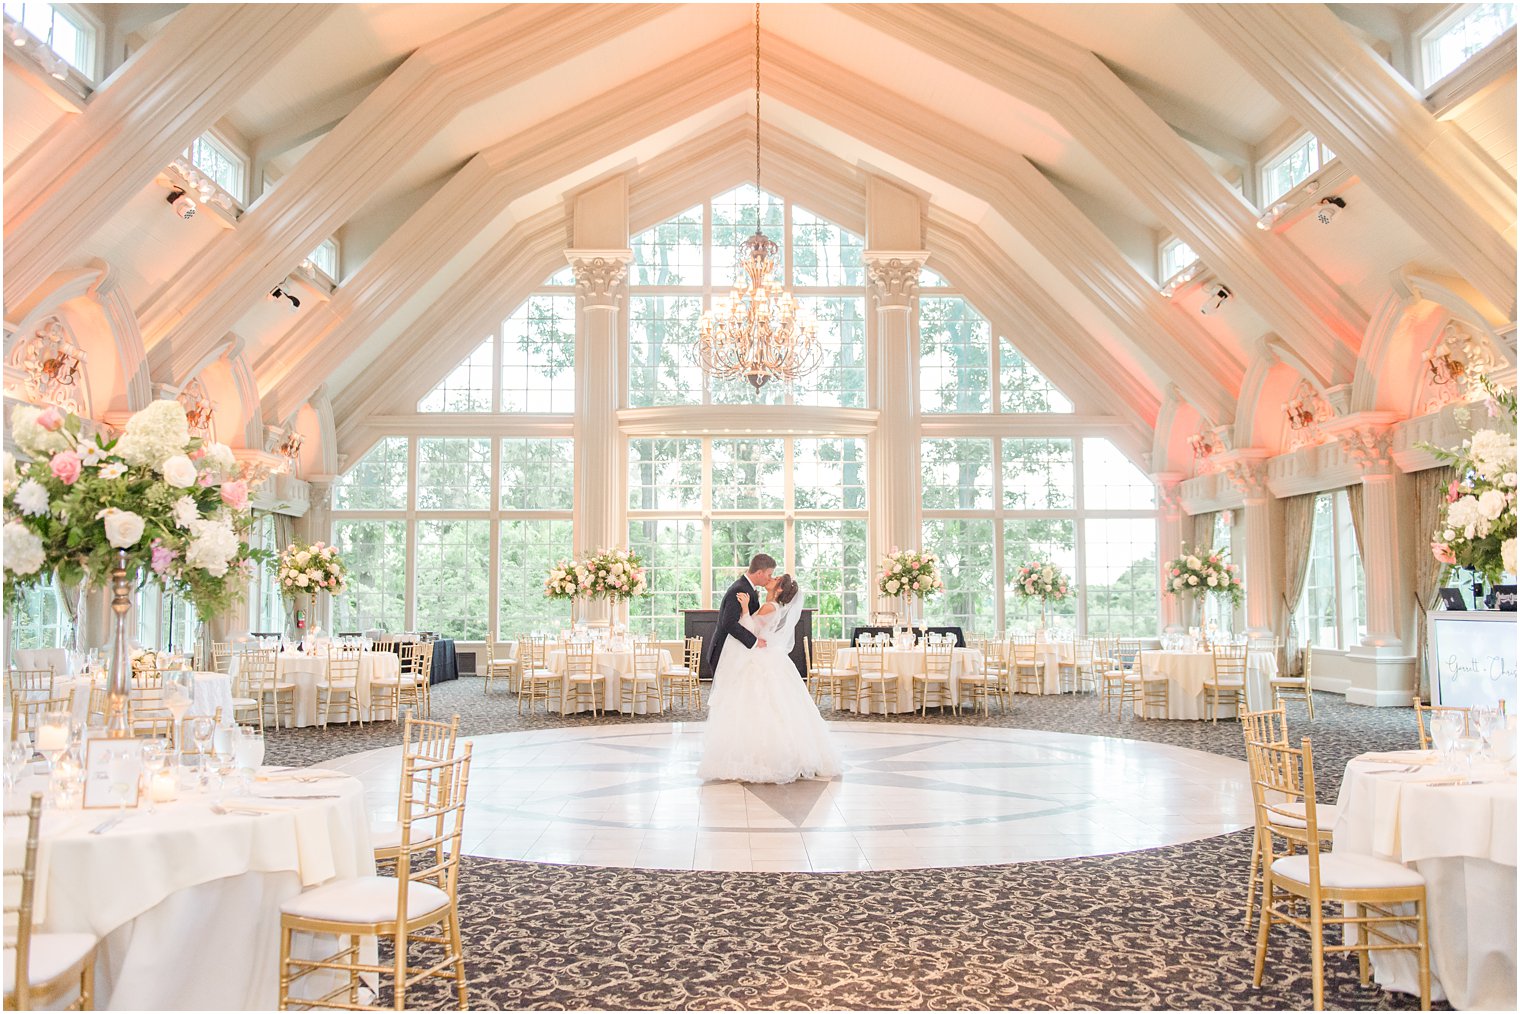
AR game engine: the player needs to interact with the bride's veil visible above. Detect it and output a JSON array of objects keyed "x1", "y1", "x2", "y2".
[{"x1": 766, "y1": 594, "x2": 804, "y2": 657}]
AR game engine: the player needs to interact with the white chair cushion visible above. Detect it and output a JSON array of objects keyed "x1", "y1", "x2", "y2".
[
  {"x1": 280, "y1": 875, "x2": 450, "y2": 924},
  {"x1": 231, "y1": 696, "x2": 259, "y2": 707},
  {"x1": 664, "y1": 664, "x2": 692, "y2": 675},
  {"x1": 1266, "y1": 800, "x2": 1339, "y2": 830},
  {"x1": 370, "y1": 820, "x2": 402, "y2": 851},
  {"x1": 823, "y1": 667, "x2": 858, "y2": 677},
  {"x1": 1272, "y1": 852, "x2": 1424, "y2": 891},
  {"x1": 1209, "y1": 679, "x2": 1246, "y2": 688},
  {"x1": 1271, "y1": 676, "x2": 1308, "y2": 686},
  {"x1": 2, "y1": 932, "x2": 96, "y2": 992}
]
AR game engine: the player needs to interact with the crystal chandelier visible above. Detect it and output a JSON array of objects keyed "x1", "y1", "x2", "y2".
[{"x1": 696, "y1": 3, "x2": 821, "y2": 393}]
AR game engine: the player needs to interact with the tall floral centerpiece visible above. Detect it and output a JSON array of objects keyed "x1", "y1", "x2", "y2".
[
  {"x1": 1011, "y1": 559, "x2": 1073, "y2": 635},
  {"x1": 1163, "y1": 543, "x2": 1244, "y2": 631},
  {"x1": 278, "y1": 540, "x2": 347, "y2": 642},
  {"x1": 3, "y1": 400, "x2": 263, "y2": 733},
  {"x1": 1428, "y1": 381, "x2": 1516, "y2": 590},
  {"x1": 545, "y1": 548, "x2": 647, "y2": 625},
  {"x1": 877, "y1": 547, "x2": 943, "y2": 629}
]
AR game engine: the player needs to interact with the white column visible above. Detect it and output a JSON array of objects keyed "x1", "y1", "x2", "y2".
[
  {"x1": 1223, "y1": 457, "x2": 1278, "y2": 640},
  {"x1": 568, "y1": 251, "x2": 631, "y2": 557},
  {"x1": 1152, "y1": 473, "x2": 1185, "y2": 631},
  {"x1": 865, "y1": 252, "x2": 927, "y2": 611}
]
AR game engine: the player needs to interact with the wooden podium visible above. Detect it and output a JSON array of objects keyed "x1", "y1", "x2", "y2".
[{"x1": 682, "y1": 608, "x2": 812, "y2": 680}]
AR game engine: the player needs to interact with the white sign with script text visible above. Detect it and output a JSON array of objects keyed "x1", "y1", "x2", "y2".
[{"x1": 1430, "y1": 615, "x2": 1518, "y2": 708}]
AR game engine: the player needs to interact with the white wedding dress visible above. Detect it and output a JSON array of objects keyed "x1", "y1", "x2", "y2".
[{"x1": 698, "y1": 598, "x2": 843, "y2": 784}]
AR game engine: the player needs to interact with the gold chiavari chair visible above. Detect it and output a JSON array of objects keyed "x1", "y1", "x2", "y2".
[
  {"x1": 374, "y1": 714, "x2": 461, "y2": 872},
  {"x1": 1122, "y1": 642, "x2": 1169, "y2": 719},
  {"x1": 242, "y1": 649, "x2": 295, "y2": 729},
  {"x1": 482, "y1": 639, "x2": 518, "y2": 695},
  {"x1": 1082, "y1": 637, "x2": 1114, "y2": 694},
  {"x1": 279, "y1": 743, "x2": 473, "y2": 1011},
  {"x1": 959, "y1": 640, "x2": 1000, "y2": 716},
  {"x1": 516, "y1": 636, "x2": 561, "y2": 715},
  {"x1": 1269, "y1": 643, "x2": 1316, "y2": 719},
  {"x1": 1101, "y1": 639, "x2": 1144, "y2": 718},
  {"x1": 212, "y1": 641, "x2": 236, "y2": 674},
  {"x1": 128, "y1": 698, "x2": 178, "y2": 744},
  {"x1": 660, "y1": 637, "x2": 703, "y2": 711},
  {"x1": 6, "y1": 668, "x2": 55, "y2": 711},
  {"x1": 810, "y1": 638, "x2": 858, "y2": 711},
  {"x1": 1009, "y1": 636, "x2": 1043, "y2": 695},
  {"x1": 620, "y1": 647, "x2": 663, "y2": 714},
  {"x1": 803, "y1": 638, "x2": 828, "y2": 706},
  {"x1": 1251, "y1": 737, "x2": 1429, "y2": 1011},
  {"x1": 318, "y1": 648, "x2": 364, "y2": 727},
  {"x1": 4, "y1": 792, "x2": 98, "y2": 1011},
  {"x1": 9, "y1": 695, "x2": 70, "y2": 744},
  {"x1": 563, "y1": 641, "x2": 605, "y2": 717},
  {"x1": 913, "y1": 642, "x2": 957, "y2": 716},
  {"x1": 1206, "y1": 644, "x2": 1248, "y2": 723},
  {"x1": 1058, "y1": 638, "x2": 1092, "y2": 694},
  {"x1": 855, "y1": 643, "x2": 897, "y2": 715},
  {"x1": 402, "y1": 642, "x2": 435, "y2": 719},
  {"x1": 86, "y1": 685, "x2": 109, "y2": 727}
]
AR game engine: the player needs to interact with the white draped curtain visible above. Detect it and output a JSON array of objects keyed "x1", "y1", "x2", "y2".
[{"x1": 1279, "y1": 493, "x2": 1319, "y2": 676}]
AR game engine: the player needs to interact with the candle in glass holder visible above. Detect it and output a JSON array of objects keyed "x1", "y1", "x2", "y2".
[
  {"x1": 36, "y1": 723, "x2": 69, "y2": 754},
  {"x1": 150, "y1": 768, "x2": 178, "y2": 803}
]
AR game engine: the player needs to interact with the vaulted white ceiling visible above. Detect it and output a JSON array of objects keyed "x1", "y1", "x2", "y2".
[{"x1": 4, "y1": 2, "x2": 1514, "y2": 458}]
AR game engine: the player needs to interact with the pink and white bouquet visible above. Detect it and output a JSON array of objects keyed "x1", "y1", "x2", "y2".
[
  {"x1": 877, "y1": 547, "x2": 943, "y2": 599},
  {"x1": 278, "y1": 540, "x2": 347, "y2": 597},
  {"x1": 1011, "y1": 560, "x2": 1072, "y2": 602},
  {"x1": 1163, "y1": 543, "x2": 1243, "y2": 605},
  {"x1": 2, "y1": 399, "x2": 264, "y2": 616},
  {"x1": 1427, "y1": 382, "x2": 1516, "y2": 583},
  {"x1": 545, "y1": 547, "x2": 647, "y2": 602}
]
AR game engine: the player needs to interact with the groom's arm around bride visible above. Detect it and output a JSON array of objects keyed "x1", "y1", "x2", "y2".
[{"x1": 706, "y1": 553, "x2": 775, "y2": 675}]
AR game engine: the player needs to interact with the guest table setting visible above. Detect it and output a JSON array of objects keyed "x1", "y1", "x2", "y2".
[
  {"x1": 1332, "y1": 713, "x2": 1517, "y2": 1011},
  {"x1": 1140, "y1": 637, "x2": 1278, "y2": 719},
  {"x1": 228, "y1": 643, "x2": 399, "y2": 728},
  {"x1": 2, "y1": 725, "x2": 375, "y2": 1010},
  {"x1": 832, "y1": 636, "x2": 985, "y2": 714},
  {"x1": 544, "y1": 643, "x2": 673, "y2": 715}
]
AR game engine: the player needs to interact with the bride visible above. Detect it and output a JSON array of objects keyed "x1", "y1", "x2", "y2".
[{"x1": 698, "y1": 574, "x2": 843, "y2": 784}]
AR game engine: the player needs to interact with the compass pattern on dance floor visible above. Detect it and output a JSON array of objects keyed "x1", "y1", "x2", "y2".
[{"x1": 331, "y1": 722, "x2": 1252, "y2": 872}]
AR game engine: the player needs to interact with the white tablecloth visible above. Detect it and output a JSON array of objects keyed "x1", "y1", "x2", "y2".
[
  {"x1": 46, "y1": 672, "x2": 232, "y2": 728},
  {"x1": 1140, "y1": 649, "x2": 1277, "y2": 720},
  {"x1": 545, "y1": 647, "x2": 672, "y2": 714},
  {"x1": 832, "y1": 647, "x2": 984, "y2": 714},
  {"x1": 1333, "y1": 751, "x2": 1517, "y2": 1010},
  {"x1": 6, "y1": 768, "x2": 375, "y2": 1010},
  {"x1": 230, "y1": 651, "x2": 400, "y2": 727}
]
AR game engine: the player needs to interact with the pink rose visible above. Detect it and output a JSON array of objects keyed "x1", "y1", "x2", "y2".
[
  {"x1": 219, "y1": 479, "x2": 249, "y2": 509},
  {"x1": 1171, "y1": 568, "x2": 1181, "y2": 577},
  {"x1": 49, "y1": 450, "x2": 82, "y2": 485},
  {"x1": 1431, "y1": 542, "x2": 1457, "y2": 565},
  {"x1": 197, "y1": 471, "x2": 216, "y2": 487},
  {"x1": 150, "y1": 540, "x2": 178, "y2": 575},
  {"x1": 37, "y1": 407, "x2": 64, "y2": 431},
  {"x1": 1209, "y1": 555, "x2": 1219, "y2": 563}
]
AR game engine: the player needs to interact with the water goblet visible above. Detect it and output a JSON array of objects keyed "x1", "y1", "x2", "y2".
[
  {"x1": 163, "y1": 670, "x2": 194, "y2": 746},
  {"x1": 1472, "y1": 704, "x2": 1505, "y2": 755},
  {"x1": 1430, "y1": 711, "x2": 1464, "y2": 771},
  {"x1": 1453, "y1": 732, "x2": 1484, "y2": 783},
  {"x1": 235, "y1": 726, "x2": 264, "y2": 790},
  {"x1": 190, "y1": 715, "x2": 216, "y2": 781},
  {"x1": 4, "y1": 739, "x2": 32, "y2": 791}
]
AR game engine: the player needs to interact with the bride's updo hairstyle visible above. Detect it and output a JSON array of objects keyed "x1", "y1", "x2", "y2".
[{"x1": 774, "y1": 574, "x2": 800, "y2": 605}]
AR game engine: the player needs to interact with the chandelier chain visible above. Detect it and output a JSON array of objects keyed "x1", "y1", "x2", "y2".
[{"x1": 754, "y1": 1, "x2": 761, "y2": 197}]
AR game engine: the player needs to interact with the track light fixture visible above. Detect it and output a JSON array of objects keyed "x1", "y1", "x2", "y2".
[
  {"x1": 1315, "y1": 196, "x2": 1346, "y2": 226},
  {"x1": 166, "y1": 188, "x2": 197, "y2": 220},
  {"x1": 1199, "y1": 285, "x2": 1231, "y2": 316},
  {"x1": 268, "y1": 285, "x2": 301, "y2": 312}
]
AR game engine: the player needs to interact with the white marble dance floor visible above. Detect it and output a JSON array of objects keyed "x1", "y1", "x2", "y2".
[{"x1": 329, "y1": 722, "x2": 1252, "y2": 872}]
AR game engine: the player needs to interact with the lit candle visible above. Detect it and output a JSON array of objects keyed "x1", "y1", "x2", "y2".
[
  {"x1": 36, "y1": 724, "x2": 68, "y2": 753},
  {"x1": 150, "y1": 768, "x2": 178, "y2": 803}
]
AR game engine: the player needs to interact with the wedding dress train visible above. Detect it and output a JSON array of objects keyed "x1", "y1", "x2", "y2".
[{"x1": 698, "y1": 598, "x2": 843, "y2": 784}]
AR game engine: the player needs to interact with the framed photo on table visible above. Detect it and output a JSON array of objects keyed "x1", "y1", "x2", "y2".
[{"x1": 83, "y1": 738, "x2": 143, "y2": 809}]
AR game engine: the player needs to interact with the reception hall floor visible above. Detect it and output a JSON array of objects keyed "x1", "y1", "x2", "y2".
[{"x1": 267, "y1": 685, "x2": 1436, "y2": 1010}]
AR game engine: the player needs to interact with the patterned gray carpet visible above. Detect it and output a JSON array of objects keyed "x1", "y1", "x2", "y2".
[{"x1": 268, "y1": 681, "x2": 1439, "y2": 1010}]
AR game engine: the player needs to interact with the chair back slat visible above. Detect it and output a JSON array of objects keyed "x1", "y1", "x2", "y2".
[
  {"x1": 923, "y1": 643, "x2": 954, "y2": 679},
  {"x1": 3, "y1": 792, "x2": 45, "y2": 1010},
  {"x1": 396, "y1": 743, "x2": 474, "y2": 918}
]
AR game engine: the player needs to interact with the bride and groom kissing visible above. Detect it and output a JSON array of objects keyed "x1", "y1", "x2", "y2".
[{"x1": 697, "y1": 553, "x2": 843, "y2": 785}]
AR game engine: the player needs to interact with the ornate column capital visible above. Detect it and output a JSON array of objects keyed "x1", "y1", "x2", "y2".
[
  {"x1": 1221, "y1": 457, "x2": 1271, "y2": 501},
  {"x1": 565, "y1": 249, "x2": 632, "y2": 309},
  {"x1": 1340, "y1": 423, "x2": 1396, "y2": 476},
  {"x1": 864, "y1": 250, "x2": 930, "y2": 309},
  {"x1": 1150, "y1": 471, "x2": 1186, "y2": 517}
]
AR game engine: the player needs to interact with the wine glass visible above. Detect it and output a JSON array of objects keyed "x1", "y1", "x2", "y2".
[
  {"x1": 1430, "y1": 711, "x2": 1465, "y2": 770},
  {"x1": 1472, "y1": 704, "x2": 1505, "y2": 755},
  {"x1": 1453, "y1": 732, "x2": 1484, "y2": 783},
  {"x1": 140, "y1": 738, "x2": 169, "y2": 813},
  {"x1": 163, "y1": 670, "x2": 194, "y2": 747},
  {"x1": 4, "y1": 739, "x2": 32, "y2": 791},
  {"x1": 235, "y1": 726, "x2": 264, "y2": 790},
  {"x1": 106, "y1": 745, "x2": 140, "y2": 817},
  {"x1": 189, "y1": 716, "x2": 216, "y2": 781}
]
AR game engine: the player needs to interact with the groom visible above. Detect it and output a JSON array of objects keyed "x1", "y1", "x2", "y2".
[{"x1": 707, "y1": 553, "x2": 777, "y2": 676}]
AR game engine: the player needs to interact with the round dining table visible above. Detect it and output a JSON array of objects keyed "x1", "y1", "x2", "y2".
[
  {"x1": 230, "y1": 650, "x2": 400, "y2": 727},
  {"x1": 831, "y1": 646, "x2": 985, "y2": 714},
  {"x1": 47, "y1": 671, "x2": 233, "y2": 727},
  {"x1": 544, "y1": 646, "x2": 672, "y2": 714},
  {"x1": 1333, "y1": 749, "x2": 1517, "y2": 1010},
  {"x1": 1139, "y1": 648, "x2": 1278, "y2": 719},
  {"x1": 4, "y1": 765, "x2": 375, "y2": 1010}
]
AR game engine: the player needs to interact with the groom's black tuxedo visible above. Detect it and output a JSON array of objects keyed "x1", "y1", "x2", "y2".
[{"x1": 707, "y1": 574, "x2": 761, "y2": 676}]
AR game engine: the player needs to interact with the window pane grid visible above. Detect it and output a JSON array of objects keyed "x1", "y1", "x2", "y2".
[
  {"x1": 628, "y1": 519, "x2": 703, "y2": 639},
  {"x1": 628, "y1": 295, "x2": 704, "y2": 407},
  {"x1": 499, "y1": 519, "x2": 572, "y2": 636},
  {"x1": 502, "y1": 294, "x2": 575, "y2": 413},
  {"x1": 796, "y1": 518, "x2": 868, "y2": 639},
  {"x1": 416, "y1": 438, "x2": 491, "y2": 511},
  {"x1": 418, "y1": 338, "x2": 493, "y2": 413},
  {"x1": 414, "y1": 519, "x2": 491, "y2": 639},
  {"x1": 500, "y1": 438, "x2": 573, "y2": 511},
  {"x1": 332, "y1": 520, "x2": 407, "y2": 633},
  {"x1": 711, "y1": 438, "x2": 785, "y2": 510},
  {"x1": 632, "y1": 204, "x2": 703, "y2": 286},
  {"x1": 333, "y1": 437, "x2": 408, "y2": 511},
  {"x1": 1000, "y1": 342, "x2": 1074, "y2": 413},
  {"x1": 790, "y1": 205, "x2": 864, "y2": 287},
  {"x1": 920, "y1": 296, "x2": 992, "y2": 413}
]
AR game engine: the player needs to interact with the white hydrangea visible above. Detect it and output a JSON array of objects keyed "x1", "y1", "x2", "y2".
[
  {"x1": 1446, "y1": 495, "x2": 1488, "y2": 539},
  {"x1": 184, "y1": 517, "x2": 239, "y2": 577},
  {"x1": 1478, "y1": 488, "x2": 1509, "y2": 522},
  {"x1": 1185, "y1": 555, "x2": 1200, "y2": 569},
  {"x1": 203, "y1": 442, "x2": 237, "y2": 473},
  {"x1": 13, "y1": 479, "x2": 49, "y2": 517},
  {"x1": 172, "y1": 495, "x2": 200, "y2": 528},
  {"x1": 3, "y1": 521, "x2": 44, "y2": 575},
  {"x1": 8, "y1": 405, "x2": 70, "y2": 457},
  {"x1": 1468, "y1": 428, "x2": 1517, "y2": 481},
  {"x1": 113, "y1": 400, "x2": 190, "y2": 467}
]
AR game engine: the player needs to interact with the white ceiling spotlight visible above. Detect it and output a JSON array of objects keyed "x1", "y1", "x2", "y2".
[
  {"x1": 1255, "y1": 202, "x2": 1289, "y2": 230},
  {"x1": 268, "y1": 284, "x2": 301, "y2": 313},
  {"x1": 1315, "y1": 196, "x2": 1346, "y2": 225},
  {"x1": 1199, "y1": 285, "x2": 1232, "y2": 316}
]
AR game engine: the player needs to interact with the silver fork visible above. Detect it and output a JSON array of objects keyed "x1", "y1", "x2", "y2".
[
  {"x1": 89, "y1": 815, "x2": 126, "y2": 834},
  {"x1": 210, "y1": 803, "x2": 272, "y2": 817}
]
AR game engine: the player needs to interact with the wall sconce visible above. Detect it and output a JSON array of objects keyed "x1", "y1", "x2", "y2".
[
  {"x1": 177, "y1": 380, "x2": 214, "y2": 439},
  {"x1": 1421, "y1": 340, "x2": 1466, "y2": 386},
  {"x1": 1188, "y1": 431, "x2": 1221, "y2": 462},
  {"x1": 1283, "y1": 395, "x2": 1317, "y2": 430},
  {"x1": 16, "y1": 318, "x2": 87, "y2": 413},
  {"x1": 276, "y1": 430, "x2": 305, "y2": 466}
]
